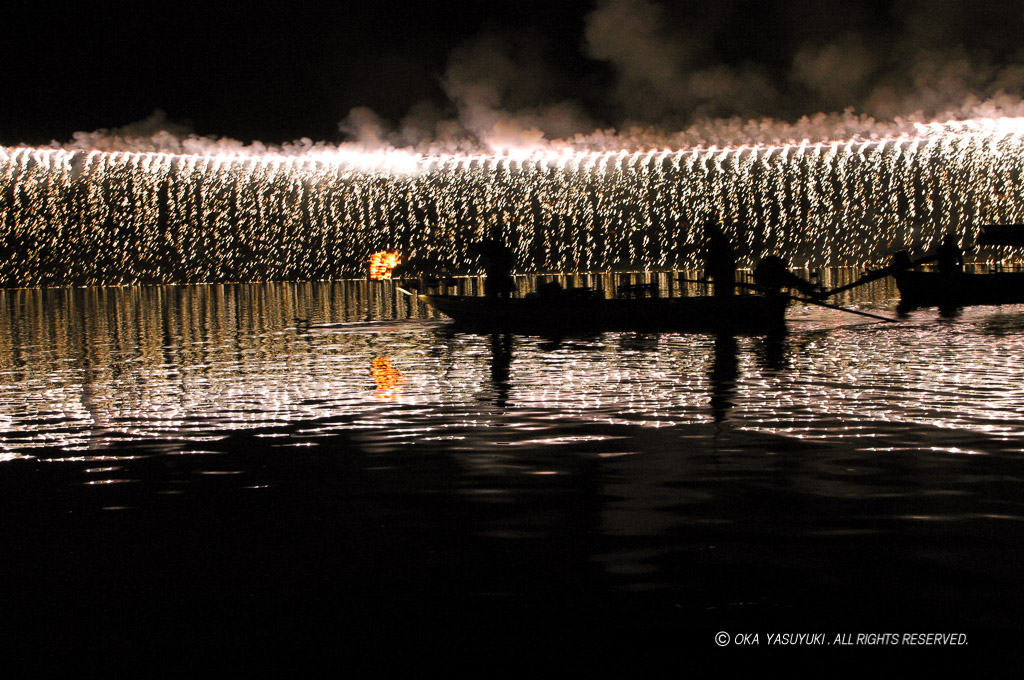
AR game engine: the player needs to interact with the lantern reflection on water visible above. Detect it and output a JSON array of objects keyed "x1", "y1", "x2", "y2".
[{"x1": 371, "y1": 357, "x2": 403, "y2": 400}]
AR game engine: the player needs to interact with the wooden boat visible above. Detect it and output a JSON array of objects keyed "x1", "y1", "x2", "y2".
[
  {"x1": 893, "y1": 225, "x2": 1024, "y2": 311},
  {"x1": 895, "y1": 270, "x2": 1024, "y2": 310},
  {"x1": 417, "y1": 290, "x2": 789, "y2": 334}
]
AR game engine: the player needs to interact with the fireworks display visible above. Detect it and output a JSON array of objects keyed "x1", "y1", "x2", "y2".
[{"x1": 2, "y1": 117, "x2": 1024, "y2": 287}]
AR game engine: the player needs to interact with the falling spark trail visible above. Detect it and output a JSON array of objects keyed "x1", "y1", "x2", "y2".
[{"x1": 2, "y1": 118, "x2": 1024, "y2": 286}]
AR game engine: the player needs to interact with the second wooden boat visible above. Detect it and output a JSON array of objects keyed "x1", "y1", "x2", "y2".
[{"x1": 895, "y1": 270, "x2": 1024, "y2": 310}]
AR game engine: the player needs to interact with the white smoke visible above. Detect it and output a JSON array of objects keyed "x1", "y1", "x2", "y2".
[{"x1": 54, "y1": 0, "x2": 1024, "y2": 155}]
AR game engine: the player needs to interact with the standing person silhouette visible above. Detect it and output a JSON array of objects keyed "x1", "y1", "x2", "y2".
[
  {"x1": 704, "y1": 221, "x2": 736, "y2": 297},
  {"x1": 936, "y1": 232, "x2": 964, "y2": 275},
  {"x1": 470, "y1": 227, "x2": 516, "y2": 298}
]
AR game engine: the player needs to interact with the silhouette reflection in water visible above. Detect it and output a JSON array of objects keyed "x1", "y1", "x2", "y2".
[
  {"x1": 709, "y1": 333, "x2": 739, "y2": 423},
  {"x1": 755, "y1": 331, "x2": 790, "y2": 373},
  {"x1": 489, "y1": 333, "x2": 514, "y2": 407}
]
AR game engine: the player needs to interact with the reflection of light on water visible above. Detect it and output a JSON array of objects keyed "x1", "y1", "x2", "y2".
[
  {"x1": 371, "y1": 357, "x2": 403, "y2": 400},
  {"x1": 0, "y1": 452, "x2": 32, "y2": 462},
  {"x1": 861, "y1": 446, "x2": 989, "y2": 456},
  {"x1": 4, "y1": 283, "x2": 1024, "y2": 460},
  {"x1": 508, "y1": 435, "x2": 627, "y2": 446},
  {"x1": 743, "y1": 318, "x2": 1024, "y2": 443},
  {"x1": 41, "y1": 456, "x2": 147, "y2": 462}
]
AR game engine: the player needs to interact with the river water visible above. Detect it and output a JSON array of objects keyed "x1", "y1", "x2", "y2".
[{"x1": 2, "y1": 276, "x2": 1023, "y2": 663}]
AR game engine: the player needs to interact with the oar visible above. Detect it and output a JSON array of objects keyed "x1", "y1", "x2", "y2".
[
  {"x1": 677, "y1": 277, "x2": 758, "y2": 287},
  {"x1": 814, "y1": 251, "x2": 943, "y2": 299},
  {"x1": 396, "y1": 286, "x2": 416, "y2": 297},
  {"x1": 678, "y1": 277, "x2": 763, "y2": 291},
  {"x1": 814, "y1": 266, "x2": 898, "y2": 299},
  {"x1": 791, "y1": 295, "x2": 898, "y2": 323}
]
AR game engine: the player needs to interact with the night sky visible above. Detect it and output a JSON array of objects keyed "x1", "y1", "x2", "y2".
[{"x1": 4, "y1": 0, "x2": 1024, "y2": 149}]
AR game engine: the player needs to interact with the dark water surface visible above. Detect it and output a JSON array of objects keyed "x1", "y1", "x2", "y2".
[{"x1": 3, "y1": 279, "x2": 1023, "y2": 664}]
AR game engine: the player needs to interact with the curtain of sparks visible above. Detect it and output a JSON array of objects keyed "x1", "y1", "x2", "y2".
[{"x1": 1, "y1": 118, "x2": 1023, "y2": 287}]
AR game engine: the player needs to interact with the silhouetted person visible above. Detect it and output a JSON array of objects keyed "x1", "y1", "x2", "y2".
[
  {"x1": 470, "y1": 231, "x2": 515, "y2": 298},
  {"x1": 753, "y1": 255, "x2": 823, "y2": 297},
  {"x1": 936, "y1": 233, "x2": 963, "y2": 275},
  {"x1": 704, "y1": 222, "x2": 736, "y2": 297},
  {"x1": 890, "y1": 250, "x2": 913, "y2": 271}
]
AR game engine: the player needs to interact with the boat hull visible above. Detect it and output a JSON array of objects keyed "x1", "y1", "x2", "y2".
[
  {"x1": 419, "y1": 293, "x2": 789, "y2": 334},
  {"x1": 895, "y1": 271, "x2": 1024, "y2": 310}
]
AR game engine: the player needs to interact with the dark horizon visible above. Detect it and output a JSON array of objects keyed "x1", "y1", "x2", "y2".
[{"x1": 6, "y1": 1, "x2": 1024, "y2": 149}]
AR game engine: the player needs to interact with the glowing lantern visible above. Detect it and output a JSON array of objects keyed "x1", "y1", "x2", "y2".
[{"x1": 369, "y1": 251, "x2": 402, "y2": 280}]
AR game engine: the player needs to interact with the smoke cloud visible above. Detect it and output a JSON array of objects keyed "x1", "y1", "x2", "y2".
[{"x1": 55, "y1": 0, "x2": 1024, "y2": 154}]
